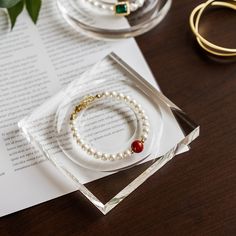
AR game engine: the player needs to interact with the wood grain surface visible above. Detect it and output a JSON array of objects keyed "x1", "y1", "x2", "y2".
[{"x1": 1, "y1": 0, "x2": 236, "y2": 235}]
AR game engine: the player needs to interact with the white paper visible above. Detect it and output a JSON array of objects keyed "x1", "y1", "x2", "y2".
[{"x1": 0, "y1": 0, "x2": 180, "y2": 217}]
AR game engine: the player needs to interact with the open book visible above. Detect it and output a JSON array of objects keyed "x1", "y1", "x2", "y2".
[{"x1": 0, "y1": 0, "x2": 183, "y2": 216}]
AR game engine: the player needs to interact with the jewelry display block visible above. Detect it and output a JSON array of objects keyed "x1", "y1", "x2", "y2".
[
  {"x1": 57, "y1": 0, "x2": 172, "y2": 39},
  {"x1": 18, "y1": 53, "x2": 199, "y2": 214}
]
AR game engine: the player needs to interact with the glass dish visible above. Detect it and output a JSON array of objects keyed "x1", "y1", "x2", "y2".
[
  {"x1": 57, "y1": 0, "x2": 172, "y2": 40},
  {"x1": 18, "y1": 53, "x2": 200, "y2": 214}
]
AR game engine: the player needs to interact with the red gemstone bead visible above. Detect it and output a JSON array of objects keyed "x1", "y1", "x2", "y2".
[{"x1": 131, "y1": 140, "x2": 144, "y2": 153}]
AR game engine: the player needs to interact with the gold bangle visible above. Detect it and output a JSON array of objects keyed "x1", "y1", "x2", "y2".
[{"x1": 189, "y1": 0, "x2": 236, "y2": 57}]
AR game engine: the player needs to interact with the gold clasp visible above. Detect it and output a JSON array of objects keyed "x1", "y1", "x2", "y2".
[
  {"x1": 83, "y1": 95, "x2": 96, "y2": 104},
  {"x1": 75, "y1": 95, "x2": 96, "y2": 112},
  {"x1": 73, "y1": 94, "x2": 102, "y2": 115}
]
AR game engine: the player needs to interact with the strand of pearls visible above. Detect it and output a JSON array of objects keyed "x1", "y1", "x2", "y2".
[
  {"x1": 70, "y1": 91, "x2": 150, "y2": 161},
  {"x1": 84, "y1": 0, "x2": 146, "y2": 14}
]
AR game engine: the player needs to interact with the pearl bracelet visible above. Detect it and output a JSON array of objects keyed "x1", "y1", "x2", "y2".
[
  {"x1": 69, "y1": 92, "x2": 150, "y2": 161},
  {"x1": 84, "y1": 0, "x2": 146, "y2": 16}
]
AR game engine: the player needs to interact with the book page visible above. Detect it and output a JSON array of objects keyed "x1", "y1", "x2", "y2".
[{"x1": 0, "y1": 0, "x2": 159, "y2": 216}]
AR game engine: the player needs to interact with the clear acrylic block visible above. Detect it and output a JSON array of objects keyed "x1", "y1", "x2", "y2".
[{"x1": 18, "y1": 53, "x2": 199, "y2": 214}]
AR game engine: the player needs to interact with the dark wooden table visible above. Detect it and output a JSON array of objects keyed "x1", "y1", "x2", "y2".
[{"x1": 1, "y1": 0, "x2": 236, "y2": 235}]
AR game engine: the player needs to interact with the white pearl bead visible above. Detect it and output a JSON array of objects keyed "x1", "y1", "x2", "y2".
[
  {"x1": 137, "y1": 0, "x2": 144, "y2": 7},
  {"x1": 111, "y1": 91, "x2": 117, "y2": 97},
  {"x1": 141, "y1": 115, "x2": 148, "y2": 121},
  {"x1": 135, "y1": 104, "x2": 142, "y2": 110},
  {"x1": 79, "y1": 139, "x2": 85, "y2": 145},
  {"x1": 118, "y1": 93, "x2": 124, "y2": 100},
  {"x1": 141, "y1": 133, "x2": 148, "y2": 141},
  {"x1": 104, "y1": 91, "x2": 110, "y2": 97},
  {"x1": 130, "y1": 99, "x2": 137, "y2": 106},
  {"x1": 83, "y1": 144, "x2": 89, "y2": 151},
  {"x1": 139, "y1": 109, "x2": 145, "y2": 115},
  {"x1": 143, "y1": 127, "x2": 149, "y2": 133},
  {"x1": 101, "y1": 153, "x2": 108, "y2": 161},
  {"x1": 71, "y1": 127, "x2": 78, "y2": 132},
  {"x1": 130, "y1": 3, "x2": 138, "y2": 11},
  {"x1": 142, "y1": 131, "x2": 149, "y2": 137},
  {"x1": 143, "y1": 121, "x2": 150, "y2": 126},
  {"x1": 94, "y1": 152, "x2": 99, "y2": 159},
  {"x1": 101, "y1": 4, "x2": 107, "y2": 9},
  {"x1": 94, "y1": 151, "x2": 102, "y2": 159},
  {"x1": 117, "y1": 153, "x2": 124, "y2": 160},
  {"x1": 124, "y1": 95, "x2": 131, "y2": 102},
  {"x1": 124, "y1": 150, "x2": 132, "y2": 158},
  {"x1": 88, "y1": 148, "x2": 95, "y2": 155},
  {"x1": 109, "y1": 154, "x2": 116, "y2": 161}
]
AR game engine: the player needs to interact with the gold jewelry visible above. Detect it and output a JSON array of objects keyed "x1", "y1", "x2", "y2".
[{"x1": 189, "y1": 0, "x2": 236, "y2": 57}]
